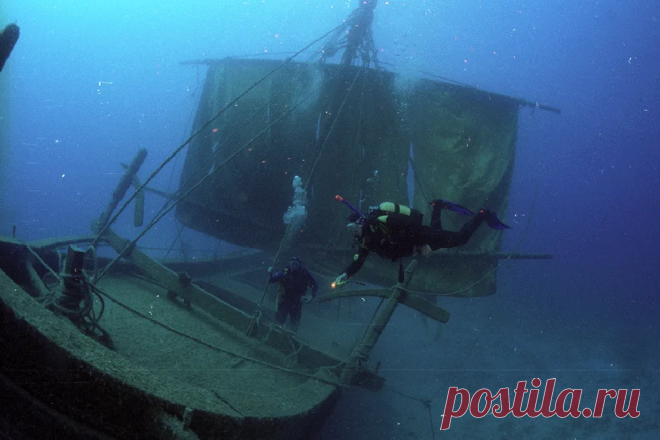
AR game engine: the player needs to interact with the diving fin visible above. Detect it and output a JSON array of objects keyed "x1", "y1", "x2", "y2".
[
  {"x1": 479, "y1": 208, "x2": 511, "y2": 230},
  {"x1": 429, "y1": 199, "x2": 474, "y2": 216}
]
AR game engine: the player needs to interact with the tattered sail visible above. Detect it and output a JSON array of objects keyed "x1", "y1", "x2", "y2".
[{"x1": 175, "y1": 57, "x2": 524, "y2": 297}]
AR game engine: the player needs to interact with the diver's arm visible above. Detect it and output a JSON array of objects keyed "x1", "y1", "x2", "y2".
[
  {"x1": 307, "y1": 271, "x2": 319, "y2": 296},
  {"x1": 268, "y1": 270, "x2": 286, "y2": 283},
  {"x1": 344, "y1": 246, "x2": 369, "y2": 278}
]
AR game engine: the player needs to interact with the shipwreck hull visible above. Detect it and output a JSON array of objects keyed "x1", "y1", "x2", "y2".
[
  {"x1": 177, "y1": 58, "x2": 520, "y2": 296},
  {"x1": 0, "y1": 237, "x2": 360, "y2": 440}
]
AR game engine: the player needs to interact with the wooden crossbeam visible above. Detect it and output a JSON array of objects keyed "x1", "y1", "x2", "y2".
[{"x1": 319, "y1": 287, "x2": 450, "y2": 323}]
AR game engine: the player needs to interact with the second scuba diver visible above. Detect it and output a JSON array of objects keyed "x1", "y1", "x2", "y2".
[
  {"x1": 268, "y1": 257, "x2": 319, "y2": 332},
  {"x1": 334, "y1": 198, "x2": 510, "y2": 285}
]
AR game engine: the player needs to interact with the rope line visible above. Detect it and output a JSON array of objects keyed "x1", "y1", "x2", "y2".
[
  {"x1": 89, "y1": 22, "x2": 345, "y2": 250},
  {"x1": 90, "y1": 282, "x2": 347, "y2": 388},
  {"x1": 254, "y1": 66, "x2": 363, "y2": 310},
  {"x1": 303, "y1": 68, "x2": 363, "y2": 193},
  {"x1": 383, "y1": 384, "x2": 441, "y2": 440},
  {"x1": 95, "y1": 85, "x2": 320, "y2": 282}
]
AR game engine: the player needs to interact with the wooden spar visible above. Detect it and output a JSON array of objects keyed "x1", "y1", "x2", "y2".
[
  {"x1": 110, "y1": 170, "x2": 176, "y2": 201},
  {"x1": 179, "y1": 58, "x2": 561, "y2": 115},
  {"x1": 96, "y1": 149, "x2": 148, "y2": 231},
  {"x1": 422, "y1": 251, "x2": 553, "y2": 260},
  {"x1": 302, "y1": 244, "x2": 552, "y2": 260},
  {"x1": 120, "y1": 162, "x2": 145, "y2": 227},
  {"x1": 457, "y1": 252, "x2": 553, "y2": 260},
  {"x1": 339, "y1": 260, "x2": 419, "y2": 386},
  {"x1": 179, "y1": 57, "x2": 232, "y2": 66},
  {"x1": 101, "y1": 227, "x2": 258, "y2": 331},
  {"x1": 319, "y1": 287, "x2": 450, "y2": 323},
  {"x1": 519, "y1": 100, "x2": 561, "y2": 115},
  {"x1": 133, "y1": 185, "x2": 145, "y2": 227},
  {"x1": 26, "y1": 261, "x2": 51, "y2": 298}
]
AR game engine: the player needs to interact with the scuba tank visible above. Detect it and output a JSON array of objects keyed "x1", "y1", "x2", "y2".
[{"x1": 368, "y1": 202, "x2": 424, "y2": 226}]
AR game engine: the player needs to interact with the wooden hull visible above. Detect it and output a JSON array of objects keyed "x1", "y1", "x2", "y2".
[{"x1": 0, "y1": 237, "x2": 362, "y2": 439}]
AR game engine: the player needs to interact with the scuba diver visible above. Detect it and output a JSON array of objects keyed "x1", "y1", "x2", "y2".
[
  {"x1": 0, "y1": 23, "x2": 20, "y2": 73},
  {"x1": 334, "y1": 197, "x2": 510, "y2": 285},
  {"x1": 268, "y1": 257, "x2": 319, "y2": 333}
]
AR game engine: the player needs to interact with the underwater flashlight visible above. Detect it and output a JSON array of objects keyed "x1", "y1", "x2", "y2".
[{"x1": 331, "y1": 280, "x2": 349, "y2": 289}]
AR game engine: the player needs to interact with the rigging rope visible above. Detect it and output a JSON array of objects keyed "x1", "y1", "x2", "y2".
[
  {"x1": 89, "y1": 281, "x2": 347, "y2": 388},
  {"x1": 159, "y1": 64, "x2": 324, "y2": 262},
  {"x1": 253, "y1": 67, "x2": 364, "y2": 314},
  {"x1": 383, "y1": 384, "x2": 441, "y2": 440},
  {"x1": 89, "y1": 22, "x2": 345, "y2": 250},
  {"x1": 95, "y1": 84, "x2": 321, "y2": 282}
]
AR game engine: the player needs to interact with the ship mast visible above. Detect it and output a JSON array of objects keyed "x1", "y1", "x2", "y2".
[{"x1": 320, "y1": 0, "x2": 379, "y2": 68}]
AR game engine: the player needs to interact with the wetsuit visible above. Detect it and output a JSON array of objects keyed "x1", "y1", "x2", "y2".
[
  {"x1": 344, "y1": 204, "x2": 489, "y2": 279},
  {"x1": 268, "y1": 267, "x2": 318, "y2": 331}
]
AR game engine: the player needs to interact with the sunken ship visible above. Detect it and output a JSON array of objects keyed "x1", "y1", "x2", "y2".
[
  {"x1": 175, "y1": 1, "x2": 555, "y2": 298},
  {"x1": 0, "y1": 2, "x2": 556, "y2": 438}
]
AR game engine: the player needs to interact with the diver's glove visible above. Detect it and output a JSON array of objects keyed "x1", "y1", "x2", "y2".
[
  {"x1": 301, "y1": 294, "x2": 313, "y2": 303},
  {"x1": 267, "y1": 267, "x2": 274, "y2": 274},
  {"x1": 333, "y1": 273, "x2": 348, "y2": 287}
]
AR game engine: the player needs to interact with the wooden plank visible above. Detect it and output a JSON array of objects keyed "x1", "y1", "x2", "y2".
[
  {"x1": 26, "y1": 262, "x2": 50, "y2": 298},
  {"x1": 319, "y1": 288, "x2": 450, "y2": 323},
  {"x1": 302, "y1": 244, "x2": 552, "y2": 260},
  {"x1": 400, "y1": 291, "x2": 450, "y2": 323},
  {"x1": 96, "y1": 149, "x2": 148, "y2": 230},
  {"x1": 340, "y1": 261, "x2": 418, "y2": 387},
  {"x1": 103, "y1": 227, "x2": 256, "y2": 333}
]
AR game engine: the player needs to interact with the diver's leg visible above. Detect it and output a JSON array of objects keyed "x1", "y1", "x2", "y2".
[
  {"x1": 478, "y1": 208, "x2": 511, "y2": 230},
  {"x1": 426, "y1": 215, "x2": 484, "y2": 250},
  {"x1": 426, "y1": 209, "x2": 509, "y2": 250},
  {"x1": 430, "y1": 202, "x2": 443, "y2": 231},
  {"x1": 429, "y1": 199, "x2": 473, "y2": 231},
  {"x1": 275, "y1": 295, "x2": 287, "y2": 325},
  {"x1": 289, "y1": 300, "x2": 303, "y2": 333}
]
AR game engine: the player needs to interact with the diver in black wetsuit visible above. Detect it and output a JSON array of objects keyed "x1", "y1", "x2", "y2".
[
  {"x1": 268, "y1": 257, "x2": 319, "y2": 333},
  {"x1": 0, "y1": 24, "x2": 20, "y2": 73},
  {"x1": 334, "y1": 199, "x2": 510, "y2": 284}
]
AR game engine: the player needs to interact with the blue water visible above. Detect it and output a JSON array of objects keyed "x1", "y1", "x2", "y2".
[{"x1": 2, "y1": 1, "x2": 658, "y2": 439}]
